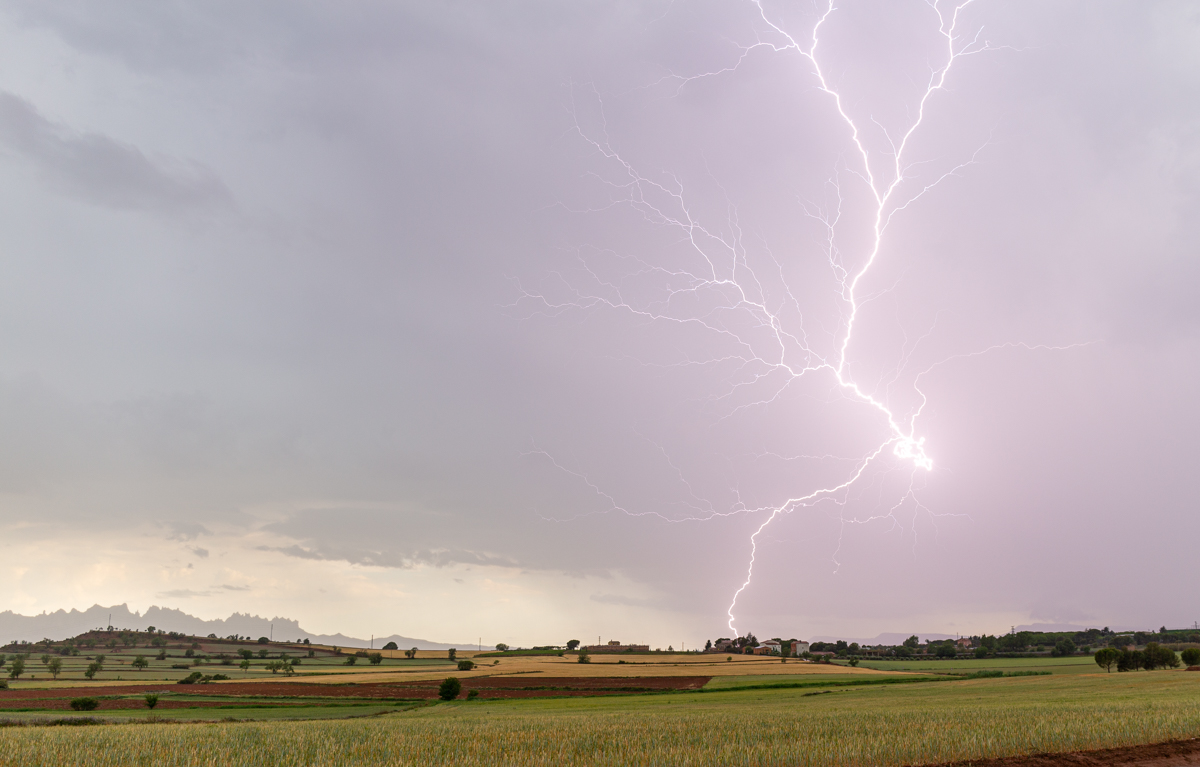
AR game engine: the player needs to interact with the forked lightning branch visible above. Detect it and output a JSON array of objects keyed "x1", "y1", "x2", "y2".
[{"x1": 518, "y1": 0, "x2": 1005, "y2": 635}]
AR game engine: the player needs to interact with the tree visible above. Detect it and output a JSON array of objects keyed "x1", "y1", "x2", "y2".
[
  {"x1": 903, "y1": 635, "x2": 920, "y2": 649},
  {"x1": 132, "y1": 655, "x2": 148, "y2": 671},
  {"x1": 267, "y1": 661, "x2": 282, "y2": 674},
  {"x1": 258, "y1": 637, "x2": 270, "y2": 644},
  {"x1": 458, "y1": 659, "x2": 475, "y2": 671},
  {"x1": 47, "y1": 658, "x2": 63, "y2": 679},
  {"x1": 1143, "y1": 643, "x2": 1179, "y2": 670},
  {"x1": 566, "y1": 640, "x2": 580, "y2": 651},
  {"x1": 382, "y1": 642, "x2": 398, "y2": 651},
  {"x1": 147, "y1": 626, "x2": 156, "y2": 635},
  {"x1": 495, "y1": 643, "x2": 509, "y2": 652},
  {"x1": 448, "y1": 648, "x2": 457, "y2": 661},
  {"x1": 84, "y1": 662, "x2": 102, "y2": 680},
  {"x1": 155, "y1": 650, "x2": 167, "y2": 661},
  {"x1": 369, "y1": 653, "x2": 383, "y2": 665},
  {"x1": 1181, "y1": 648, "x2": 1200, "y2": 667},
  {"x1": 258, "y1": 649, "x2": 269, "y2": 659},
  {"x1": 974, "y1": 647, "x2": 989, "y2": 659},
  {"x1": 238, "y1": 649, "x2": 254, "y2": 660},
  {"x1": 935, "y1": 643, "x2": 956, "y2": 658},
  {"x1": 1094, "y1": 648, "x2": 1120, "y2": 672},
  {"x1": 1051, "y1": 639, "x2": 1076, "y2": 657},
  {"x1": 239, "y1": 659, "x2": 251, "y2": 672},
  {"x1": 144, "y1": 694, "x2": 159, "y2": 709},
  {"x1": 704, "y1": 640, "x2": 712, "y2": 651},
  {"x1": 438, "y1": 677, "x2": 462, "y2": 700},
  {"x1": 578, "y1": 648, "x2": 590, "y2": 664},
  {"x1": 8, "y1": 658, "x2": 25, "y2": 679},
  {"x1": 405, "y1": 648, "x2": 418, "y2": 659},
  {"x1": 40, "y1": 654, "x2": 50, "y2": 666},
  {"x1": 1117, "y1": 650, "x2": 1143, "y2": 672},
  {"x1": 344, "y1": 655, "x2": 357, "y2": 666}
]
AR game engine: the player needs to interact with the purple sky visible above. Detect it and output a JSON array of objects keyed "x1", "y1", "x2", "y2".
[{"x1": 0, "y1": 1, "x2": 1196, "y2": 647}]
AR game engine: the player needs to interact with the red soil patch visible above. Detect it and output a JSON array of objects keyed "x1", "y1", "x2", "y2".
[{"x1": 926, "y1": 739, "x2": 1200, "y2": 767}]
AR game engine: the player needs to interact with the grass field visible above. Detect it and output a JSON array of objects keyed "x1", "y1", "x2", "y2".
[
  {"x1": 859, "y1": 656, "x2": 1100, "y2": 675},
  {"x1": 1, "y1": 668, "x2": 1197, "y2": 766}
]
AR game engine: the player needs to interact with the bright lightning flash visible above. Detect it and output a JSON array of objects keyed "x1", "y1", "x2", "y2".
[{"x1": 516, "y1": 0, "x2": 1020, "y2": 637}]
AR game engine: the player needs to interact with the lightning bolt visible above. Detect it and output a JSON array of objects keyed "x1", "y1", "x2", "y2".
[{"x1": 515, "y1": 1, "x2": 1059, "y2": 638}]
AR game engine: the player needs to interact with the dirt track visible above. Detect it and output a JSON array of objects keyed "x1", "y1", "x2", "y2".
[{"x1": 929, "y1": 739, "x2": 1200, "y2": 767}]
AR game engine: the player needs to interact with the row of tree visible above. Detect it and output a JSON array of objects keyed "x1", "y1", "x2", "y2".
[{"x1": 1094, "y1": 644, "x2": 1198, "y2": 672}]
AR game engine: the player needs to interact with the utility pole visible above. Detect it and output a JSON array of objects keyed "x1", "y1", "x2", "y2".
[{"x1": 271, "y1": 623, "x2": 273, "y2": 641}]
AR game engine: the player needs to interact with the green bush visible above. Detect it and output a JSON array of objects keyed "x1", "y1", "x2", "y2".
[
  {"x1": 144, "y1": 694, "x2": 159, "y2": 710},
  {"x1": 457, "y1": 660, "x2": 475, "y2": 671},
  {"x1": 69, "y1": 698, "x2": 99, "y2": 711},
  {"x1": 438, "y1": 677, "x2": 462, "y2": 701},
  {"x1": 1181, "y1": 648, "x2": 1200, "y2": 666},
  {"x1": 467, "y1": 689, "x2": 479, "y2": 699}
]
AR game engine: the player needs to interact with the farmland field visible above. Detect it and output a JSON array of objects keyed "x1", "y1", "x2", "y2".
[{"x1": 1, "y1": 659, "x2": 1197, "y2": 766}]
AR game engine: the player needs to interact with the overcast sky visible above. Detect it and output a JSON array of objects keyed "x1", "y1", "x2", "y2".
[{"x1": 0, "y1": 0, "x2": 1196, "y2": 647}]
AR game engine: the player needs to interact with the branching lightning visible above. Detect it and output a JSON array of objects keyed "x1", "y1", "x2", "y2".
[{"x1": 514, "y1": 1, "x2": 1059, "y2": 637}]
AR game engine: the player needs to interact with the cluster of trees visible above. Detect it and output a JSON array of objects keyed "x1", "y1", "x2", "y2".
[{"x1": 1094, "y1": 644, "x2": 1187, "y2": 672}]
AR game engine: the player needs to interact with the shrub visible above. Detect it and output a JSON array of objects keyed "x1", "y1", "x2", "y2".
[
  {"x1": 69, "y1": 698, "x2": 99, "y2": 711},
  {"x1": 210, "y1": 674, "x2": 230, "y2": 681},
  {"x1": 178, "y1": 672, "x2": 204, "y2": 685},
  {"x1": 144, "y1": 694, "x2": 159, "y2": 709},
  {"x1": 578, "y1": 649, "x2": 590, "y2": 664},
  {"x1": 257, "y1": 637, "x2": 269, "y2": 644},
  {"x1": 155, "y1": 650, "x2": 167, "y2": 661},
  {"x1": 467, "y1": 689, "x2": 479, "y2": 699},
  {"x1": 369, "y1": 653, "x2": 383, "y2": 665},
  {"x1": 1181, "y1": 648, "x2": 1200, "y2": 666},
  {"x1": 438, "y1": 677, "x2": 462, "y2": 700},
  {"x1": 457, "y1": 660, "x2": 475, "y2": 671}
]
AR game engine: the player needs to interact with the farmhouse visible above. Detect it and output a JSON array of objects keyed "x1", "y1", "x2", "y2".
[
  {"x1": 759, "y1": 640, "x2": 782, "y2": 655},
  {"x1": 792, "y1": 641, "x2": 810, "y2": 656}
]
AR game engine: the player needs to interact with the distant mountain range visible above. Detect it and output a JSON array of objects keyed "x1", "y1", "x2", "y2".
[{"x1": 0, "y1": 604, "x2": 467, "y2": 650}]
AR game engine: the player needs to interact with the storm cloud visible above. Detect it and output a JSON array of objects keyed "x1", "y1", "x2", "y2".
[{"x1": 0, "y1": 0, "x2": 1196, "y2": 646}]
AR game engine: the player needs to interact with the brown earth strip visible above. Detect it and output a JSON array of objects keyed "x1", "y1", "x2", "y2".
[
  {"x1": 926, "y1": 738, "x2": 1200, "y2": 767},
  {"x1": 0, "y1": 676, "x2": 710, "y2": 703}
]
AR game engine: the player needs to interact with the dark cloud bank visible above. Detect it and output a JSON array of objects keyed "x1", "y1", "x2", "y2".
[{"x1": 0, "y1": 0, "x2": 1196, "y2": 641}]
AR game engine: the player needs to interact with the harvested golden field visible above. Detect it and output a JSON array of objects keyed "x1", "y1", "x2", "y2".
[{"x1": 252, "y1": 652, "x2": 899, "y2": 685}]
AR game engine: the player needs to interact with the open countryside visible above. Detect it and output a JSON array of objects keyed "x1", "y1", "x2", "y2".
[{"x1": 1, "y1": 626, "x2": 1198, "y2": 765}]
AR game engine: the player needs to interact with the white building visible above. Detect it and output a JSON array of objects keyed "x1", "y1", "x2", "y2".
[{"x1": 792, "y1": 641, "x2": 810, "y2": 656}]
